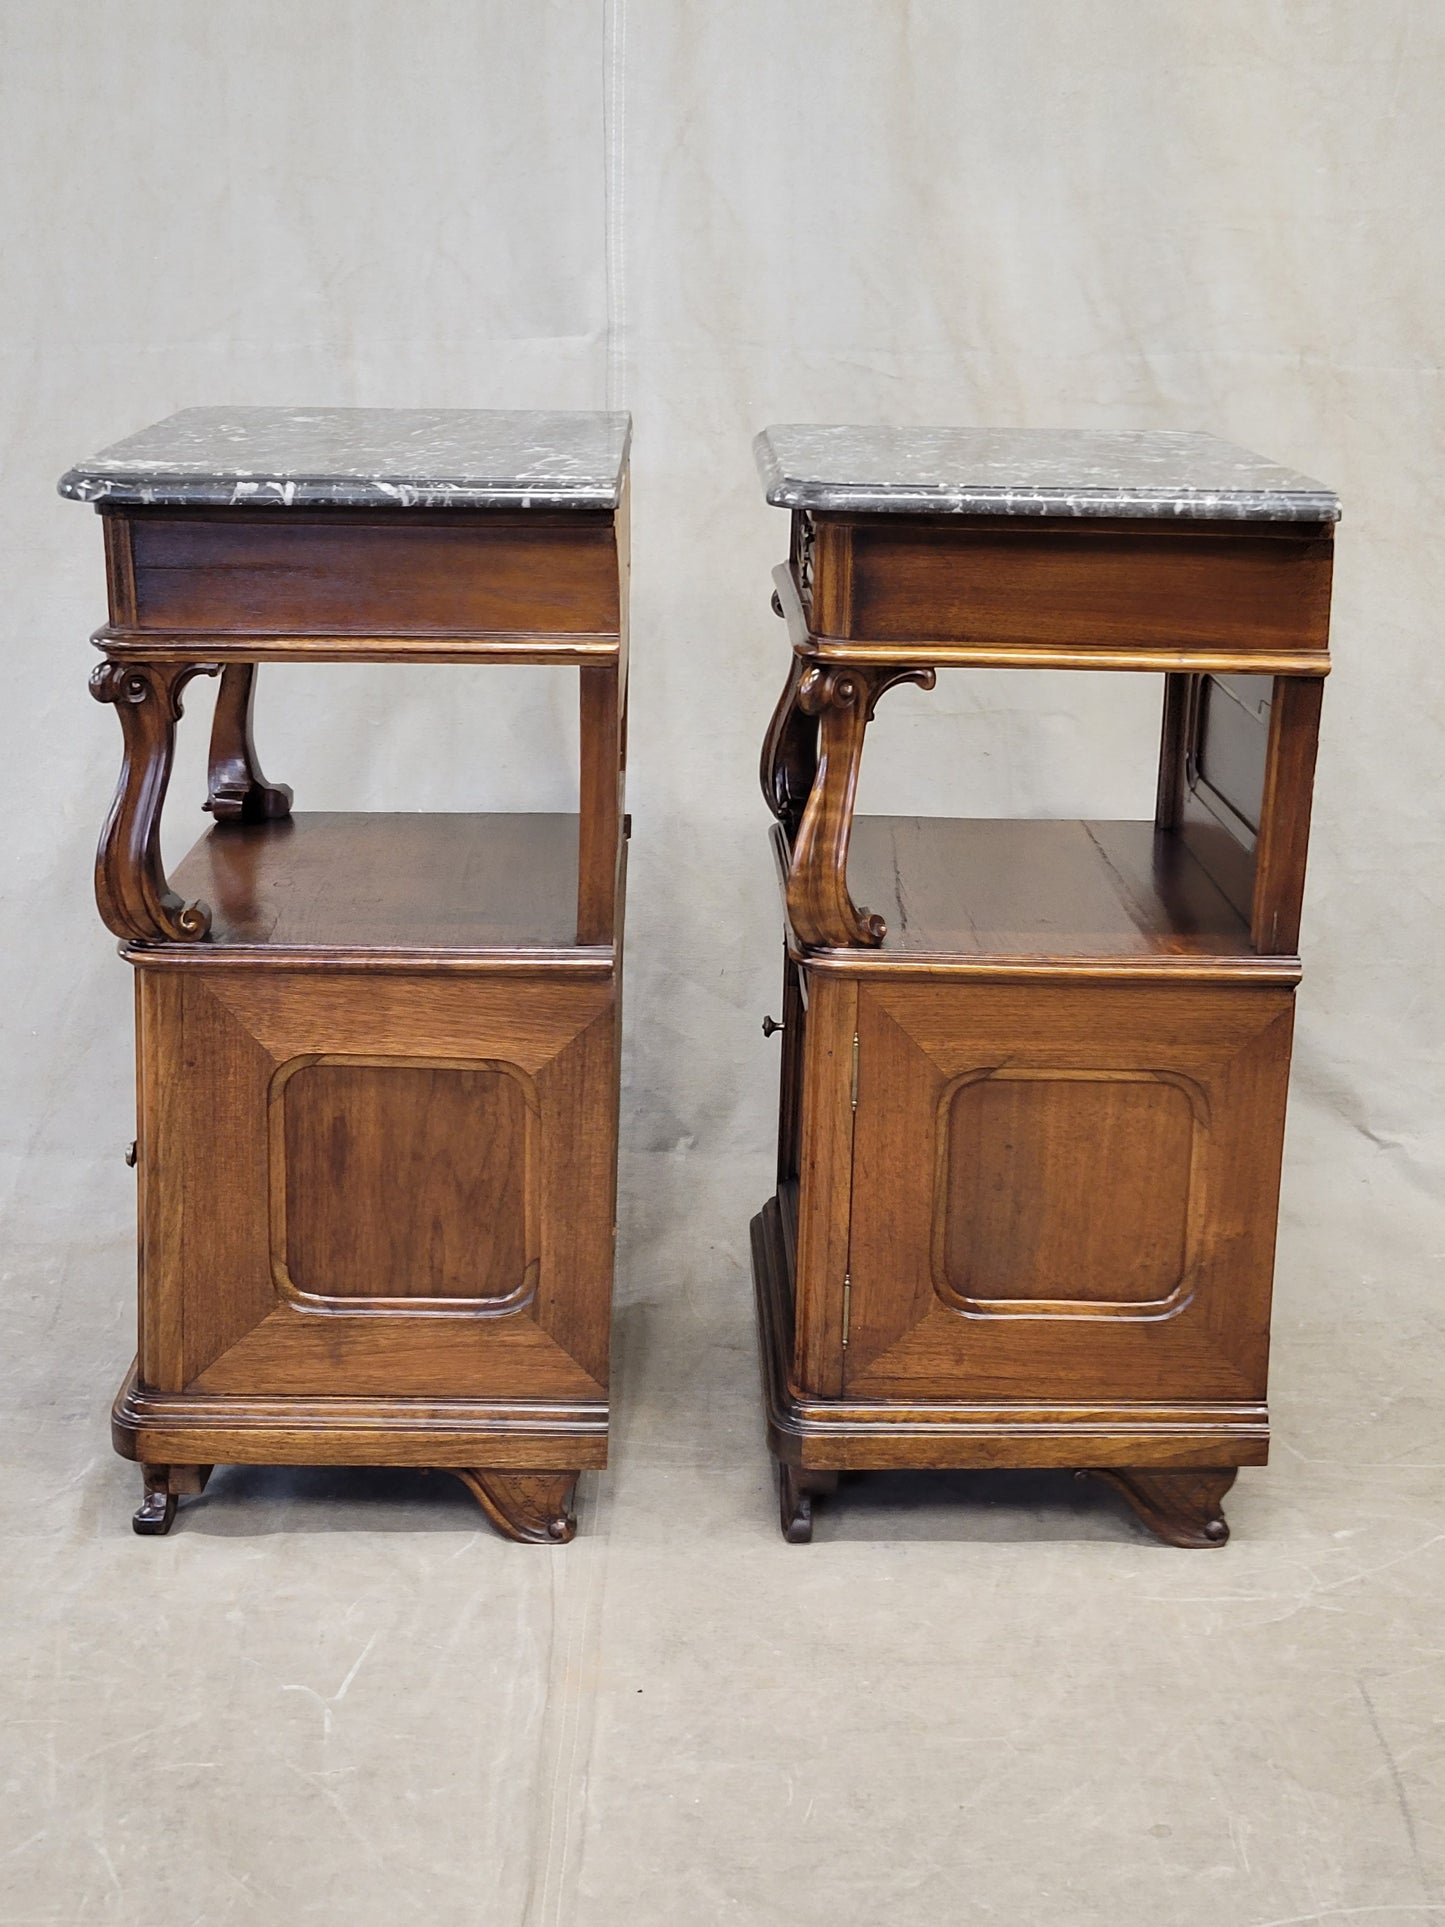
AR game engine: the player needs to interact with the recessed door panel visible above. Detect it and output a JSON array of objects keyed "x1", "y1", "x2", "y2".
[
  {"x1": 844, "y1": 978, "x2": 1294, "y2": 1403},
  {"x1": 135, "y1": 967, "x2": 615, "y2": 1399},
  {"x1": 274, "y1": 1057, "x2": 536, "y2": 1308}
]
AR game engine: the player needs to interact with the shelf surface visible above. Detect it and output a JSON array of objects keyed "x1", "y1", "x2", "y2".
[
  {"x1": 822, "y1": 816, "x2": 1259, "y2": 963},
  {"x1": 164, "y1": 812, "x2": 598, "y2": 957}
]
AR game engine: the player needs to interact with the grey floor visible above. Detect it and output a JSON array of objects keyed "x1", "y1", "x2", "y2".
[{"x1": 3, "y1": 1095, "x2": 1442, "y2": 1925}]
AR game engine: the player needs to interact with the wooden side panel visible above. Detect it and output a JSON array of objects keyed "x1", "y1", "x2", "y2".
[
  {"x1": 133, "y1": 964, "x2": 616, "y2": 1401},
  {"x1": 1252, "y1": 675, "x2": 1324, "y2": 954},
  {"x1": 1166, "y1": 672, "x2": 1322, "y2": 954},
  {"x1": 844, "y1": 977, "x2": 1296, "y2": 1404},
  {"x1": 791, "y1": 972, "x2": 857, "y2": 1396},
  {"x1": 826, "y1": 518, "x2": 1333, "y2": 662},
  {"x1": 126, "y1": 512, "x2": 621, "y2": 638}
]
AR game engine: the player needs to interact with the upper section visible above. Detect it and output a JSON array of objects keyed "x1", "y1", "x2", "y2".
[
  {"x1": 754, "y1": 426, "x2": 1339, "y2": 524},
  {"x1": 59, "y1": 406, "x2": 632, "y2": 511}
]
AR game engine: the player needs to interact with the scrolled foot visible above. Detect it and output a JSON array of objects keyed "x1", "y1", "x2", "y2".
[
  {"x1": 454, "y1": 1470, "x2": 579, "y2": 1545},
  {"x1": 778, "y1": 1464, "x2": 837, "y2": 1544},
  {"x1": 132, "y1": 1462, "x2": 211, "y2": 1536},
  {"x1": 133, "y1": 1487, "x2": 176, "y2": 1535},
  {"x1": 1079, "y1": 1467, "x2": 1237, "y2": 1548}
]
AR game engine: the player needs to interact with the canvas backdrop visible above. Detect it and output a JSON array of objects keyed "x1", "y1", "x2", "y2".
[{"x1": 1, "y1": 5, "x2": 1442, "y2": 1915}]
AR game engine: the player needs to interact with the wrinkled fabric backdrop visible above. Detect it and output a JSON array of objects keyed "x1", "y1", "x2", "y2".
[
  {"x1": 3, "y1": 1, "x2": 1444, "y2": 1918},
  {"x1": 5, "y1": 0, "x2": 1439, "y2": 1238}
]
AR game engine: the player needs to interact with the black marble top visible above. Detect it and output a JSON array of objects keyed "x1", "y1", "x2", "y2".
[
  {"x1": 59, "y1": 406, "x2": 632, "y2": 510},
  {"x1": 755, "y1": 425, "x2": 1339, "y2": 522}
]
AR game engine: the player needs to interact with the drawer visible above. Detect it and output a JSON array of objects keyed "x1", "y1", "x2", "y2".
[{"x1": 112, "y1": 508, "x2": 621, "y2": 640}]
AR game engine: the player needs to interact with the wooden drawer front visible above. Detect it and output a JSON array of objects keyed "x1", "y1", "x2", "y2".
[
  {"x1": 121, "y1": 511, "x2": 620, "y2": 637},
  {"x1": 134, "y1": 967, "x2": 617, "y2": 1400},
  {"x1": 843, "y1": 977, "x2": 1295, "y2": 1404},
  {"x1": 813, "y1": 518, "x2": 1332, "y2": 660}
]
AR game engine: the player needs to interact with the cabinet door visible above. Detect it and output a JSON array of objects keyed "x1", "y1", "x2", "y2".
[
  {"x1": 844, "y1": 978, "x2": 1294, "y2": 1404},
  {"x1": 135, "y1": 966, "x2": 617, "y2": 1401}
]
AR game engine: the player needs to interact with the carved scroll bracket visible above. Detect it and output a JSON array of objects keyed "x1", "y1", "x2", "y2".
[
  {"x1": 760, "y1": 650, "x2": 817, "y2": 838},
  {"x1": 784, "y1": 662, "x2": 936, "y2": 949},
  {"x1": 205, "y1": 663, "x2": 293, "y2": 823},
  {"x1": 90, "y1": 659, "x2": 217, "y2": 944}
]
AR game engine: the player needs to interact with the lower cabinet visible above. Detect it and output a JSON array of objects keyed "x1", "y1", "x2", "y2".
[
  {"x1": 843, "y1": 976, "x2": 1296, "y2": 1407},
  {"x1": 123, "y1": 962, "x2": 617, "y2": 1420},
  {"x1": 754, "y1": 962, "x2": 1299, "y2": 1541}
]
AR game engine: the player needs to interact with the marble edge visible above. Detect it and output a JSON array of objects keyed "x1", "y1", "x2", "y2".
[
  {"x1": 751, "y1": 429, "x2": 1341, "y2": 523},
  {"x1": 57, "y1": 413, "x2": 633, "y2": 511}
]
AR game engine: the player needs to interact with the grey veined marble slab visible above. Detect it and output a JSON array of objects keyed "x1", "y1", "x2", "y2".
[
  {"x1": 59, "y1": 406, "x2": 632, "y2": 510},
  {"x1": 755, "y1": 425, "x2": 1339, "y2": 522}
]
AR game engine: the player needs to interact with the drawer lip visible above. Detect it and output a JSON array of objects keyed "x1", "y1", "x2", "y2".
[{"x1": 91, "y1": 625, "x2": 622, "y2": 664}]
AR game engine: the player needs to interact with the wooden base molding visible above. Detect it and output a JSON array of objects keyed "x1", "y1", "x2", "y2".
[
  {"x1": 114, "y1": 1367, "x2": 600, "y2": 1542},
  {"x1": 751, "y1": 1198, "x2": 1255, "y2": 1546}
]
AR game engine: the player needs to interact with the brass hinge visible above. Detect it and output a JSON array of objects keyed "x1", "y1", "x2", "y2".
[
  {"x1": 842, "y1": 1272, "x2": 851, "y2": 1348},
  {"x1": 850, "y1": 1032, "x2": 860, "y2": 1110}
]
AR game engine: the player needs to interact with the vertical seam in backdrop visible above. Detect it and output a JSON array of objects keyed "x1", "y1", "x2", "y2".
[{"x1": 603, "y1": 0, "x2": 627, "y2": 410}]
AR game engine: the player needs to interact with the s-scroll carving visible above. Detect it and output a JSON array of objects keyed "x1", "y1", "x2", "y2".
[
  {"x1": 205, "y1": 663, "x2": 293, "y2": 823},
  {"x1": 760, "y1": 652, "x2": 817, "y2": 839},
  {"x1": 90, "y1": 658, "x2": 217, "y2": 943},
  {"x1": 785, "y1": 663, "x2": 936, "y2": 948}
]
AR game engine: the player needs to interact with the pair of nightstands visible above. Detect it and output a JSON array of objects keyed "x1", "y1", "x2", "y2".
[{"x1": 61, "y1": 409, "x2": 1336, "y2": 1547}]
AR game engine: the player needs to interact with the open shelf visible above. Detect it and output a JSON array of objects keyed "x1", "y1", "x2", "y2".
[
  {"x1": 166, "y1": 812, "x2": 595, "y2": 955},
  {"x1": 826, "y1": 816, "x2": 1258, "y2": 963}
]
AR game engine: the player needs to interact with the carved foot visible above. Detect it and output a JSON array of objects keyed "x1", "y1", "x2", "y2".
[
  {"x1": 778, "y1": 1463, "x2": 839, "y2": 1544},
  {"x1": 133, "y1": 1462, "x2": 212, "y2": 1536},
  {"x1": 453, "y1": 1470, "x2": 579, "y2": 1544},
  {"x1": 1079, "y1": 1467, "x2": 1237, "y2": 1548}
]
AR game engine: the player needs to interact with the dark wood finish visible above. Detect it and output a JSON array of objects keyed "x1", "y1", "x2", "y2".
[
  {"x1": 90, "y1": 659, "x2": 218, "y2": 942},
  {"x1": 155, "y1": 812, "x2": 603, "y2": 961},
  {"x1": 82, "y1": 480, "x2": 627, "y2": 1540},
  {"x1": 806, "y1": 514, "x2": 1333, "y2": 671},
  {"x1": 132, "y1": 1461, "x2": 212, "y2": 1536},
  {"x1": 1251, "y1": 674, "x2": 1324, "y2": 954},
  {"x1": 276, "y1": 1059, "x2": 534, "y2": 1305},
  {"x1": 778, "y1": 1463, "x2": 838, "y2": 1545},
  {"x1": 112, "y1": 1363, "x2": 607, "y2": 1468},
  {"x1": 820, "y1": 816, "x2": 1263, "y2": 965},
  {"x1": 120, "y1": 509, "x2": 620, "y2": 642},
  {"x1": 205, "y1": 663, "x2": 293, "y2": 822},
  {"x1": 785, "y1": 664, "x2": 936, "y2": 947},
  {"x1": 751, "y1": 1199, "x2": 1269, "y2": 1469},
  {"x1": 132, "y1": 964, "x2": 615, "y2": 1398},
  {"x1": 753, "y1": 494, "x2": 1331, "y2": 1543},
  {"x1": 453, "y1": 1470, "x2": 580, "y2": 1544},
  {"x1": 1155, "y1": 671, "x2": 1324, "y2": 956},
  {"x1": 759, "y1": 648, "x2": 817, "y2": 839},
  {"x1": 846, "y1": 979, "x2": 1293, "y2": 1400},
  {"x1": 1079, "y1": 1467, "x2": 1237, "y2": 1547}
]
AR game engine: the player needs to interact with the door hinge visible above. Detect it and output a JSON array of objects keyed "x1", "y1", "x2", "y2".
[
  {"x1": 850, "y1": 1032, "x2": 860, "y2": 1110},
  {"x1": 842, "y1": 1272, "x2": 851, "y2": 1348}
]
